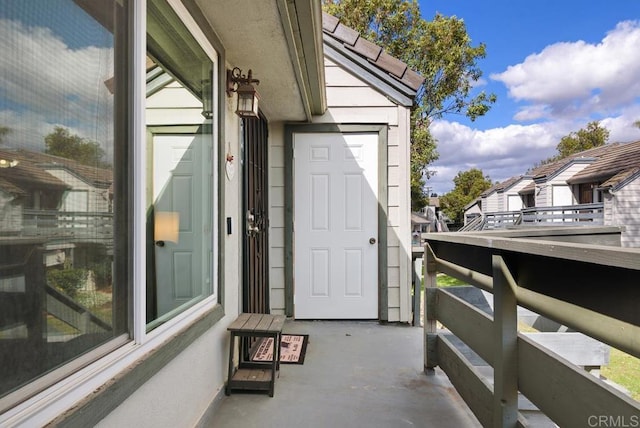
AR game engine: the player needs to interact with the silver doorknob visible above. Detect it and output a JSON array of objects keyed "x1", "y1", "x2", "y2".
[{"x1": 369, "y1": 237, "x2": 376, "y2": 244}]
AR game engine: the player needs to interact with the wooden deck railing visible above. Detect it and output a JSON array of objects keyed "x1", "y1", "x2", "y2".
[
  {"x1": 483, "y1": 211, "x2": 521, "y2": 229},
  {"x1": 519, "y1": 202, "x2": 604, "y2": 225},
  {"x1": 19, "y1": 210, "x2": 113, "y2": 240},
  {"x1": 462, "y1": 203, "x2": 605, "y2": 232},
  {"x1": 423, "y1": 230, "x2": 640, "y2": 427}
]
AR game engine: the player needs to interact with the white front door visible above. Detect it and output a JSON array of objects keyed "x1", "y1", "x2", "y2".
[
  {"x1": 294, "y1": 132, "x2": 378, "y2": 319},
  {"x1": 153, "y1": 134, "x2": 204, "y2": 317}
]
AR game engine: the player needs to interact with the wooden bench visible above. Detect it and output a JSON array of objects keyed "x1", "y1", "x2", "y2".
[{"x1": 225, "y1": 313, "x2": 285, "y2": 397}]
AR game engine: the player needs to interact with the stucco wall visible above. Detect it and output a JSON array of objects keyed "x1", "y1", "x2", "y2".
[{"x1": 96, "y1": 66, "x2": 243, "y2": 428}]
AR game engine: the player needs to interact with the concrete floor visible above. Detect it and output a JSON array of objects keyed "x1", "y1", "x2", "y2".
[{"x1": 203, "y1": 320, "x2": 480, "y2": 428}]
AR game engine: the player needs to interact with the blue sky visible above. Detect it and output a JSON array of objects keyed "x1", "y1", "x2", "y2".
[{"x1": 418, "y1": 0, "x2": 640, "y2": 194}]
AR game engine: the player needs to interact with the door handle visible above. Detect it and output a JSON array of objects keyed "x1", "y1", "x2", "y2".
[
  {"x1": 369, "y1": 237, "x2": 376, "y2": 244},
  {"x1": 246, "y1": 211, "x2": 260, "y2": 235},
  {"x1": 155, "y1": 240, "x2": 165, "y2": 247}
]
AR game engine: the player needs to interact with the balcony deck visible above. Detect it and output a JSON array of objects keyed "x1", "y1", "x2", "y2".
[{"x1": 203, "y1": 320, "x2": 480, "y2": 428}]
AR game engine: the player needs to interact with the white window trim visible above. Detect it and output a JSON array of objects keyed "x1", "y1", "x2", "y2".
[{"x1": 0, "y1": 0, "x2": 221, "y2": 424}]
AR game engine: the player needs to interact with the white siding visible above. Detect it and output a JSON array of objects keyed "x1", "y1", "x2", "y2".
[
  {"x1": 269, "y1": 124, "x2": 287, "y2": 315},
  {"x1": 605, "y1": 177, "x2": 640, "y2": 248},
  {"x1": 536, "y1": 162, "x2": 590, "y2": 207},
  {"x1": 501, "y1": 178, "x2": 532, "y2": 211},
  {"x1": 464, "y1": 203, "x2": 482, "y2": 225},
  {"x1": 146, "y1": 81, "x2": 205, "y2": 126},
  {"x1": 483, "y1": 192, "x2": 499, "y2": 213},
  {"x1": 45, "y1": 169, "x2": 110, "y2": 212}
]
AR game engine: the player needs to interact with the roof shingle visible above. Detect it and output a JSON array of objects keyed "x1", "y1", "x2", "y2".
[{"x1": 322, "y1": 12, "x2": 424, "y2": 92}]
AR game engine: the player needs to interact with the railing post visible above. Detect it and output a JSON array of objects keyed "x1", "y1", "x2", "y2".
[
  {"x1": 492, "y1": 254, "x2": 518, "y2": 428},
  {"x1": 412, "y1": 254, "x2": 422, "y2": 327},
  {"x1": 424, "y1": 244, "x2": 438, "y2": 372}
]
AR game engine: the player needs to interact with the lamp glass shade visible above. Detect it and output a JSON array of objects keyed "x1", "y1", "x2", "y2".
[
  {"x1": 235, "y1": 84, "x2": 259, "y2": 117},
  {"x1": 155, "y1": 211, "x2": 180, "y2": 243}
]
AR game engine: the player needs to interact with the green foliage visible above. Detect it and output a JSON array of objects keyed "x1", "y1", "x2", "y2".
[
  {"x1": 89, "y1": 261, "x2": 112, "y2": 289},
  {"x1": 440, "y1": 168, "x2": 492, "y2": 223},
  {"x1": 634, "y1": 119, "x2": 640, "y2": 129},
  {"x1": 411, "y1": 113, "x2": 439, "y2": 210},
  {"x1": 601, "y1": 348, "x2": 640, "y2": 401},
  {"x1": 322, "y1": 0, "x2": 495, "y2": 208},
  {"x1": 556, "y1": 121, "x2": 609, "y2": 158},
  {"x1": 436, "y1": 273, "x2": 467, "y2": 287},
  {"x1": 47, "y1": 267, "x2": 88, "y2": 298},
  {"x1": 45, "y1": 126, "x2": 108, "y2": 167},
  {"x1": 536, "y1": 121, "x2": 610, "y2": 167}
]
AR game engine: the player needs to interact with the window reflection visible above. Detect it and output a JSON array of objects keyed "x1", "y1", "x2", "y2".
[
  {"x1": 0, "y1": 0, "x2": 127, "y2": 401},
  {"x1": 145, "y1": 0, "x2": 215, "y2": 329}
]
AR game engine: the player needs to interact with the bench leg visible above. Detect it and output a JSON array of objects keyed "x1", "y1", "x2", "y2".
[{"x1": 226, "y1": 333, "x2": 236, "y2": 396}]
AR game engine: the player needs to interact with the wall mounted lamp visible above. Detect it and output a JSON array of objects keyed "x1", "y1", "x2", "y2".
[{"x1": 226, "y1": 67, "x2": 260, "y2": 118}]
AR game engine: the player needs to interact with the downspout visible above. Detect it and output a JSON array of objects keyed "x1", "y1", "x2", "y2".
[{"x1": 276, "y1": 0, "x2": 327, "y2": 121}]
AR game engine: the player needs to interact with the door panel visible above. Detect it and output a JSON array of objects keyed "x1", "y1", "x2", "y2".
[
  {"x1": 153, "y1": 134, "x2": 203, "y2": 316},
  {"x1": 294, "y1": 132, "x2": 378, "y2": 319}
]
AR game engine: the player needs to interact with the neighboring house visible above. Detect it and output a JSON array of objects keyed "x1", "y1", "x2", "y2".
[
  {"x1": 464, "y1": 141, "x2": 640, "y2": 247},
  {"x1": 480, "y1": 175, "x2": 531, "y2": 214},
  {"x1": 0, "y1": 177, "x2": 26, "y2": 234},
  {"x1": 26, "y1": 150, "x2": 113, "y2": 213},
  {"x1": 463, "y1": 198, "x2": 481, "y2": 225},
  {"x1": 0, "y1": 2, "x2": 422, "y2": 427},
  {"x1": 519, "y1": 145, "x2": 613, "y2": 207},
  {"x1": 411, "y1": 212, "x2": 430, "y2": 245},
  {"x1": 567, "y1": 140, "x2": 640, "y2": 247},
  {"x1": 495, "y1": 175, "x2": 532, "y2": 212}
]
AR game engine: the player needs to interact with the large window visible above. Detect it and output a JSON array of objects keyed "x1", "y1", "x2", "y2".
[
  {"x1": 0, "y1": 0, "x2": 129, "y2": 405},
  {"x1": 0, "y1": 0, "x2": 219, "y2": 412}
]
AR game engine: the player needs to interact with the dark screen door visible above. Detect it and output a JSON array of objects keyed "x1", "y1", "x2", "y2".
[{"x1": 242, "y1": 114, "x2": 269, "y2": 314}]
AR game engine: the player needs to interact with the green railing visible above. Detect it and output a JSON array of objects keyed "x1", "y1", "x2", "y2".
[{"x1": 423, "y1": 229, "x2": 640, "y2": 427}]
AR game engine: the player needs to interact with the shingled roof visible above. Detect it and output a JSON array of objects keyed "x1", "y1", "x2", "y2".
[
  {"x1": 0, "y1": 149, "x2": 113, "y2": 195},
  {"x1": 322, "y1": 12, "x2": 424, "y2": 105},
  {"x1": 24, "y1": 150, "x2": 112, "y2": 188},
  {"x1": 481, "y1": 175, "x2": 529, "y2": 197},
  {"x1": 567, "y1": 140, "x2": 640, "y2": 187},
  {"x1": 528, "y1": 143, "x2": 616, "y2": 181},
  {"x1": 0, "y1": 149, "x2": 69, "y2": 191}
]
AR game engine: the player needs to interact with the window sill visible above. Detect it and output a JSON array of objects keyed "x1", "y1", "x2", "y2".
[{"x1": 1, "y1": 304, "x2": 224, "y2": 428}]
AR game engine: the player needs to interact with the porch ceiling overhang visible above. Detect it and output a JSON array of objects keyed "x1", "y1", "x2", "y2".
[{"x1": 193, "y1": 0, "x2": 326, "y2": 122}]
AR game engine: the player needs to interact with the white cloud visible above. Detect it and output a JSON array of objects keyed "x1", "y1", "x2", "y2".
[
  {"x1": 426, "y1": 21, "x2": 640, "y2": 196},
  {"x1": 427, "y1": 110, "x2": 640, "y2": 195},
  {"x1": 491, "y1": 20, "x2": 640, "y2": 120},
  {"x1": 0, "y1": 19, "x2": 114, "y2": 145}
]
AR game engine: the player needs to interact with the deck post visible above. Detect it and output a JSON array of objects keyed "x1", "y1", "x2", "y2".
[
  {"x1": 412, "y1": 251, "x2": 422, "y2": 326},
  {"x1": 424, "y1": 244, "x2": 438, "y2": 372},
  {"x1": 492, "y1": 254, "x2": 518, "y2": 428}
]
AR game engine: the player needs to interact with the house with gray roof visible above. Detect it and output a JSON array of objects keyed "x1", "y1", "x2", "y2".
[
  {"x1": 461, "y1": 140, "x2": 640, "y2": 247},
  {"x1": 567, "y1": 140, "x2": 640, "y2": 247}
]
